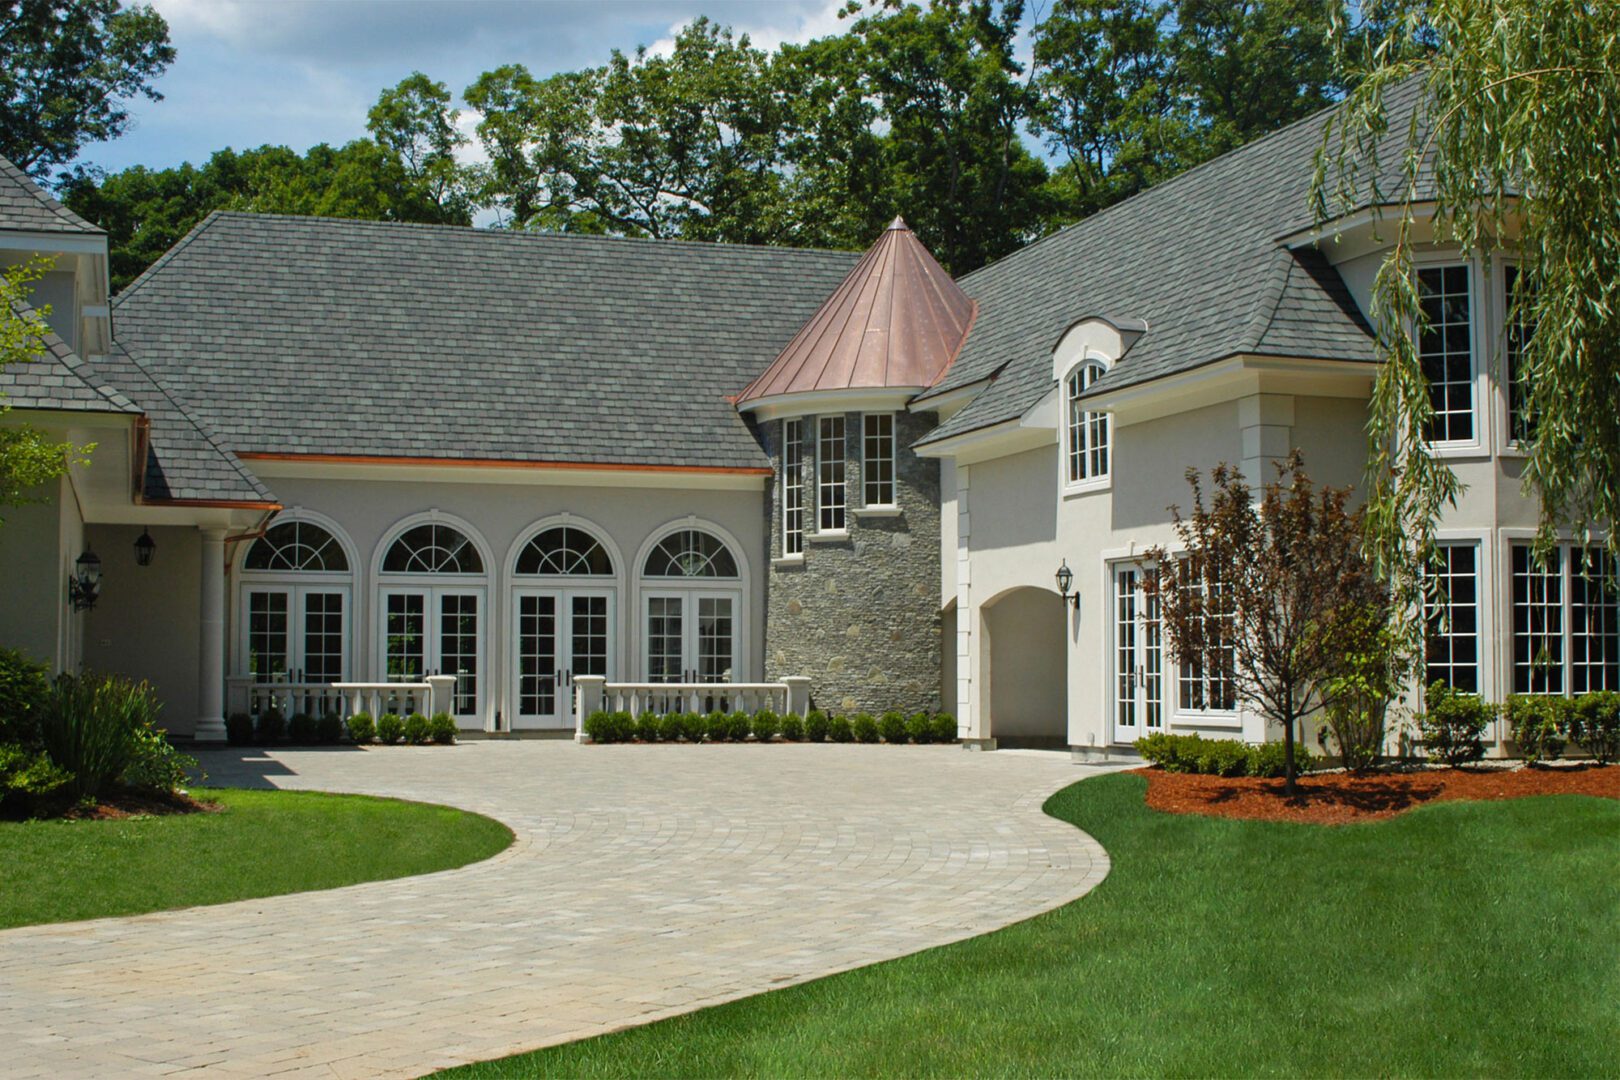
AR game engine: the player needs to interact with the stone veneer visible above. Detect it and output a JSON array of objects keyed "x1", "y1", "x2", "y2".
[{"x1": 759, "y1": 409, "x2": 942, "y2": 715}]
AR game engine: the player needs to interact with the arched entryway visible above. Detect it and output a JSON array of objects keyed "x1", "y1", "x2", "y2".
[{"x1": 980, "y1": 587, "x2": 1068, "y2": 748}]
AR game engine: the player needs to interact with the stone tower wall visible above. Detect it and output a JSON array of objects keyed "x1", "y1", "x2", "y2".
[{"x1": 760, "y1": 409, "x2": 942, "y2": 716}]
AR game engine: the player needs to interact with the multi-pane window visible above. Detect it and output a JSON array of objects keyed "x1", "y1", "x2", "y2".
[
  {"x1": 863, "y1": 413, "x2": 895, "y2": 506},
  {"x1": 1417, "y1": 264, "x2": 1475, "y2": 443},
  {"x1": 1171, "y1": 563, "x2": 1236, "y2": 712},
  {"x1": 1066, "y1": 361, "x2": 1109, "y2": 483},
  {"x1": 818, "y1": 415, "x2": 846, "y2": 531},
  {"x1": 782, "y1": 418, "x2": 804, "y2": 556},
  {"x1": 1425, "y1": 543, "x2": 1480, "y2": 692},
  {"x1": 1503, "y1": 265, "x2": 1536, "y2": 445},
  {"x1": 1513, "y1": 544, "x2": 1619, "y2": 694}
]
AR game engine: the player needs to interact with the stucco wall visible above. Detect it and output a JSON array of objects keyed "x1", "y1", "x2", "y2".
[
  {"x1": 84, "y1": 525, "x2": 201, "y2": 734},
  {"x1": 982, "y1": 587, "x2": 1067, "y2": 742},
  {"x1": 761, "y1": 410, "x2": 943, "y2": 715},
  {"x1": 0, "y1": 477, "x2": 70, "y2": 668},
  {"x1": 225, "y1": 473, "x2": 768, "y2": 730}
]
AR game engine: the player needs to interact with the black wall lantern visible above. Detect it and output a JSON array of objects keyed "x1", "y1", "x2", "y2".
[
  {"x1": 134, "y1": 528, "x2": 156, "y2": 567},
  {"x1": 69, "y1": 550, "x2": 102, "y2": 611},
  {"x1": 1055, "y1": 558, "x2": 1079, "y2": 610}
]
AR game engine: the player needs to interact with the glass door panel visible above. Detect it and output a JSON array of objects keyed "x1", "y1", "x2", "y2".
[
  {"x1": 697, "y1": 596, "x2": 734, "y2": 683},
  {"x1": 646, "y1": 595, "x2": 684, "y2": 683},
  {"x1": 384, "y1": 591, "x2": 426, "y2": 681},
  {"x1": 301, "y1": 591, "x2": 346, "y2": 684},
  {"x1": 246, "y1": 589, "x2": 290, "y2": 682},
  {"x1": 571, "y1": 594, "x2": 610, "y2": 678},
  {"x1": 516, "y1": 593, "x2": 559, "y2": 721},
  {"x1": 438, "y1": 592, "x2": 480, "y2": 716},
  {"x1": 1113, "y1": 567, "x2": 1162, "y2": 743}
]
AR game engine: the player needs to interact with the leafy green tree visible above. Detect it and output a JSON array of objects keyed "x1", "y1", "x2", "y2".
[
  {"x1": 1029, "y1": 0, "x2": 1193, "y2": 221},
  {"x1": 845, "y1": 0, "x2": 1051, "y2": 274},
  {"x1": 367, "y1": 72, "x2": 472, "y2": 223},
  {"x1": 1, "y1": 259, "x2": 91, "y2": 518},
  {"x1": 0, "y1": 0, "x2": 175, "y2": 179},
  {"x1": 1314, "y1": 0, "x2": 1620, "y2": 639}
]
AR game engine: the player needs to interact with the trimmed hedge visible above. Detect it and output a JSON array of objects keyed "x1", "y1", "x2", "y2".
[
  {"x1": 1505, "y1": 694, "x2": 1567, "y2": 764},
  {"x1": 852, "y1": 713, "x2": 880, "y2": 744},
  {"x1": 375, "y1": 713, "x2": 405, "y2": 745},
  {"x1": 572, "y1": 708, "x2": 962, "y2": 747},
  {"x1": 829, "y1": 715, "x2": 854, "y2": 743},
  {"x1": 256, "y1": 708, "x2": 286, "y2": 745},
  {"x1": 428, "y1": 712, "x2": 457, "y2": 744},
  {"x1": 346, "y1": 712, "x2": 375, "y2": 744},
  {"x1": 288, "y1": 713, "x2": 318, "y2": 744},
  {"x1": 878, "y1": 711, "x2": 908, "y2": 744},
  {"x1": 317, "y1": 713, "x2": 343, "y2": 743},
  {"x1": 403, "y1": 713, "x2": 431, "y2": 745},
  {"x1": 225, "y1": 711, "x2": 254, "y2": 746},
  {"x1": 931, "y1": 712, "x2": 958, "y2": 743},
  {"x1": 780, "y1": 713, "x2": 805, "y2": 741},
  {"x1": 805, "y1": 710, "x2": 830, "y2": 743},
  {"x1": 1571, "y1": 691, "x2": 1620, "y2": 764},
  {"x1": 634, "y1": 713, "x2": 662, "y2": 743},
  {"x1": 1418, "y1": 681, "x2": 1493, "y2": 765},
  {"x1": 1135, "y1": 732, "x2": 1317, "y2": 778},
  {"x1": 751, "y1": 710, "x2": 781, "y2": 743}
]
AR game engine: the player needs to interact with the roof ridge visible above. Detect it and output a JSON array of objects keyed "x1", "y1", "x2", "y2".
[
  {"x1": 194, "y1": 210, "x2": 863, "y2": 261},
  {"x1": 113, "y1": 210, "x2": 228, "y2": 304},
  {"x1": 957, "y1": 81, "x2": 1422, "y2": 287},
  {"x1": 0, "y1": 153, "x2": 103, "y2": 234}
]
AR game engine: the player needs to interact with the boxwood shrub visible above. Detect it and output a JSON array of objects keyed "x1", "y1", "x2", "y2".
[
  {"x1": 346, "y1": 712, "x2": 375, "y2": 744},
  {"x1": 1417, "y1": 680, "x2": 1493, "y2": 765},
  {"x1": 829, "y1": 714, "x2": 854, "y2": 743},
  {"x1": 725, "y1": 712, "x2": 752, "y2": 741},
  {"x1": 853, "y1": 713, "x2": 880, "y2": 744},
  {"x1": 1136, "y1": 732, "x2": 1316, "y2": 778},
  {"x1": 780, "y1": 713, "x2": 805, "y2": 741},
  {"x1": 256, "y1": 708, "x2": 286, "y2": 745},
  {"x1": 428, "y1": 712, "x2": 457, "y2": 744},
  {"x1": 805, "y1": 710, "x2": 830, "y2": 743},
  {"x1": 1505, "y1": 694, "x2": 1567, "y2": 763},
  {"x1": 317, "y1": 713, "x2": 343, "y2": 743},
  {"x1": 657, "y1": 712, "x2": 687, "y2": 743},
  {"x1": 878, "y1": 711, "x2": 908, "y2": 744},
  {"x1": 1571, "y1": 690, "x2": 1620, "y2": 764},
  {"x1": 930, "y1": 712, "x2": 957, "y2": 743},
  {"x1": 1245, "y1": 740, "x2": 1318, "y2": 778},
  {"x1": 288, "y1": 712, "x2": 319, "y2": 744},
  {"x1": 906, "y1": 711, "x2": 934, "y2": 744},
  {"x1": 375, "y1": 712, "x2": 405, "y2": 745},
  {"x1": 225, "y1": 711, "x2": 254, "y2": 746},
  {"x1": 584, "y1": 710, "x2": 635, "y2": 743},
  {"x1": 751, "y1": 709, "x2": 780, "y2": 743},
  {"x1": 403, "y1": 712, "x2": 431, "y2": 745},
  {"x1": 634, "y1": 713, "x2": 663, "y2": 743}
]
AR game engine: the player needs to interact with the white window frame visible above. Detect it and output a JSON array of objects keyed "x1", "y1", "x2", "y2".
[
  {"x1": 1063, "y1": 358, "x2": 1111, "y2": 492},
  {"x1": 633, "y1": 520, "x2": 750, "y2": 683},
  {"x1": 1491, "y1": 254, "x2": 1532, "y2": 456},
  {"x1": 233, "y1": 511, "x2": 357, "y2": 688},
  {"x1": 1424, "y1": 540, "x2": 1483, "y2": 695},
  {"x1": 817, "y1": 415, "x2": 847, "y2": 534},
  {"x1": 1162, "y1": 557, "x2": 1237, "y2": 720},
  {"x1": 1412, "y1": 254, "x2": 1485, "y2": 456},
  {"x1": 781, "y1": 418, "x2": 804, "y2": 558},
  {"x1": 1508, "y1": 540, "x2": 1620, "y2": 696},
  {"x1": 862, "y1": 412, "x2": 896, "y2": 508}
]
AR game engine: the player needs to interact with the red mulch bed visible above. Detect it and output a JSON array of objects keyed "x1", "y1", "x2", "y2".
[
  {"x1": 4, "y1": 788, "x2": 221, "y2": 822},
  {"x1": 1136, "y1": 764, "x2": 1620, "y2": 825}
]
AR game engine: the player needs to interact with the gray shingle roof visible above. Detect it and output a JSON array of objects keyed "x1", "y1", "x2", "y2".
[
  {"x1": 112, "y1": 213, "x2": 861, "y2": 471},
  {"x1": 84, "y1": 345, "x2": 276, "y2": 505},
  {"x1": 0, "y1": 154, "x2": 102, "y2": 235},
  {"x1": 917, "y1": 81, "x2": 1424, "y2": 447},
  {"x1": 0, "y1": 300, "x2": 137, "y2": 414}
]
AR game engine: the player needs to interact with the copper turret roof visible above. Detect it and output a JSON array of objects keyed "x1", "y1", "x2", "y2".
[{"x1": 736, "y1": 217, "x2": 974, "y2": 406}]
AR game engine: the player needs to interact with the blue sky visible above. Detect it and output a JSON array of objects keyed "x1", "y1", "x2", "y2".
[{"x1": 82, "y1": 0, "x2": 851, "y2": 174}]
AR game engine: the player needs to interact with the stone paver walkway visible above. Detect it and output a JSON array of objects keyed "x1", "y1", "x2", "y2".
[{"x1": 1, "y1": 742, "x2": 1114, "y2": 1078}]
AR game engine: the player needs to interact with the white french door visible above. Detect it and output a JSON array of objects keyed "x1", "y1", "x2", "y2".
[
  {"x1": 380, "y1": 587, "x2": 485, "y2": 718},
  {"x1": 1112, "y1": 566, "x2": 1164, "y2": 744},
  {"x1": 242, "y1": 585, "x2": 350, "y2": 684},
  {"x1": 511, "y1": 588, "x2": 614, "y2": 728},
  {"x1": 643, "y1": 589, "x2": 740, "y2": 684}
]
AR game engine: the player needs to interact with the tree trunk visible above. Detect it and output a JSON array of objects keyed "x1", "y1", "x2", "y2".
[{"x1": 1282, "y1": 713, "x2": 1298, "y2": 797}]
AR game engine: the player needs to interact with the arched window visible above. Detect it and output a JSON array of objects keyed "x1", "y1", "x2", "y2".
[
  {"x1": 515, "y1": 526, "x2": 613, "y2": 576},
  {"x1": 1066, "y1": 360, "x2": 1110, "y2": 483},
  {"x1": 244, "y1": 521, "x2": 349, "y2": 572},
  {"x1": 383, "y1": 523, "x2": 484, "y2": 574},
  {"x1": 238, "y1": 518, "x2": 353, "y2": 693},
  {"x1": 643, "y1": 529, "x2": 739, "y2": 578}
]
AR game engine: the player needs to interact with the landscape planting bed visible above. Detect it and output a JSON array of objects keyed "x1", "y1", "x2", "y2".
[{"x1": 1138, "y1": 762, "x2": 1619, "y2": 824}]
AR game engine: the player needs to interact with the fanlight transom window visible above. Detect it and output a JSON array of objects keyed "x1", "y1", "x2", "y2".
[
  {"x1": 244, "y1": 521, "x2": 349, "y2": 572},
  {"x1": 643, "y1": 529, "x2": 738, "y2": 578},
  {"x1": 383, "y1": 524, "x2": 484, "y2": 574},
  {"x1": 515, "y1": 526, "x2": 613, "y2": 576}
]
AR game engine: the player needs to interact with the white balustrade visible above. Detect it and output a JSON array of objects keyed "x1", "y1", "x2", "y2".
[
  {"x1": 225, "y1": 677, "x2": 348, "y2": 720},
  {"x1": 227, "y1": 675, "x2": 456, "y2": 720}
]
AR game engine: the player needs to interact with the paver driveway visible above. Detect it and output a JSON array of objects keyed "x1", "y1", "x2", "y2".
[{"x1": 2, "y1": 742, "x2": 1112, "y2": 1078}]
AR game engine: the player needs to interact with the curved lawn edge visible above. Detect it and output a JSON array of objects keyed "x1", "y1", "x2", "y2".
[
  {"x1": 437, "y1": 770, "x2": 1618, "y2": 1078},
  {"x1": 0, "y1": 786, "x2": 515, "y2": 931}
]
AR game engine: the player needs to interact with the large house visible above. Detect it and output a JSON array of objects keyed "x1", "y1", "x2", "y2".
[{"x1": 1, "y1": 83, "x2": 1613, "y2": 754}]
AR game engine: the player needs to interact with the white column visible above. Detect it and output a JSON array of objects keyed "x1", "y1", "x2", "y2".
[
  {"x1": 195, "y1": 526, "x2": 228, "y2": 742},
  {"x1": 573, "y1": 676, "x2": 605, "y2": 742}
]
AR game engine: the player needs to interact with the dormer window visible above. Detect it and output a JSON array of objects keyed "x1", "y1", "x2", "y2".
[{"x1": 1066, "y1": 360, "x2": 1110, "y2": 485}]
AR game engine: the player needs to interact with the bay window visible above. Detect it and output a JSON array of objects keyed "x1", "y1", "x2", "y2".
[
  {"x1": 1424, "y1": 542, "x2": 1480, "y2": 692},
  {"x1": 1417, "y1": 264, "x2": 1475, "y2": 444},
  {"x1": 1512, "y1": 543, "x2": 1619, "y2": 694}
]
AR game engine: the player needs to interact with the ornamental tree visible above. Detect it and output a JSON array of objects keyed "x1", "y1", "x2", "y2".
[{"x1": 1145, "y1": 451, "x2": 1379, "y2": 794}]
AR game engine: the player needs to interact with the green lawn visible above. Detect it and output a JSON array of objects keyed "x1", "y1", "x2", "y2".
[
  {"x1": 443, "y1": 773, "x2": 1619, "y2": 1079},
  {"x1": 0, "y1": 787, "x2": 512, "y2": 929}
]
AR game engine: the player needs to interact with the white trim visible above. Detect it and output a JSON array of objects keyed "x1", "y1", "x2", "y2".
[
  {"x1": 913, "y1": 417, "x2": 1053, "y2": 465},
  {"x1": 908, "y1": 378, "x2": 991, "y2": 421},
  {"x1": 808, "y1": 529, "x2": 851, "y2": 542},
  {"x1": 1410, "y1": 251, "x2": 1486, "y2": 454},
  {"x1": 739, "y1": 386, "x2": 919, "y2": 420},
  {"x1": 1077, "y1": 355, "x2": 1377, "y2": 427},
  {"x1": 232, "y1": 509, "x2": 361, "y2": 684},
  {"x1": 853, "y1": 506, "x2": 901, "y2": 519},
  {"x1": 1061, "y1": 355, "x2": 1112, "y2": 495},
  {"x1": 240, "y1": 457, "x2": 767, "y2": 491}
]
